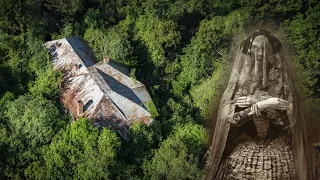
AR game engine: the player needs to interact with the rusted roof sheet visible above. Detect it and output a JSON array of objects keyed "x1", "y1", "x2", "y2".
[{"x1": 44, "y1": 37, "x2": 155, "y2": 139}]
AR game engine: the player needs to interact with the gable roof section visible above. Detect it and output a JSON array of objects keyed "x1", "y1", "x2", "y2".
[{"x1": 44, "y1": 37, "x2": 154, "y2": 139}]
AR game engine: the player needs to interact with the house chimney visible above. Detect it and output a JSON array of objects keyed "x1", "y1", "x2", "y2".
[
  {"x1": 77, "y1": 100, "x2": 85, "y2": 116},
  {"x1": 55, "y1": 41, "x2": 60, "y2": 48},
  {"x1": 103, "y1": 56, "x2": 110, "y2": 63},
  {"x1": 72, "y1": 64, "x2": 79, "y2": 76}
]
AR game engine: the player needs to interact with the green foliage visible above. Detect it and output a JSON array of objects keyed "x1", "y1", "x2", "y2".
[
  {"x1": 28, "y1": 67, "x2": 61, "y2": 99},
  {"x1": 280, "y1": 5, "x2": 320, "y2": 97},
  {"x1": 28, "y1": 119, "x2": 120, "y2": 180},
  {"x1": 1, "y1": 0, "x2": 320, "y2": 179},
  {"x1": 84, "y1": 0, "x2": 125, "y2": 28},
  {"x1": 45, "y1": 0, "x2": 84, "y2": 23},
  {"x1": 0, "y1": 92, "x2": 15, "y2": 115},
  {"x1": 52, "y1": 23, "x2": 82, "y2": 40},
  {"x1": 217, "y1": 0, "x2": 303, "y2": 23},
  {"x1": 146, "y1": 100, "x2": 159, "y2": 118},
  {"x1": 280, "y1": 4, "x2": 320, "y2": 126},
  {"x1": 172, "y1": 9, "x2": 251, "y2": 97},
  {"x1": 143, "y1": 123, "x2": 207, "y2": 180},
  {"x1": 135, "y1": 14, "x2": 181, "y2": 67},
  {"x1": 2, "y1": 94, "x2": 66, "y2": 178},
  {"x1": 191, "y1": 58, "x2": 228, "y2": 118},
  {"x1": 0, "y1": 0, "x2": 45, "y2": 35},
  {"x1": 84, "y1": 25, "x2": 135, "y2": 65},
  {"x1": 167, "y1": 96, "x2": 200, "y2": 125},
  {"x1": 0, "y1": 34, "x2": 32, "y2": 95},
  {"x1": 143, "y1": 0, "x2": 212, "y2": 25},
  {"x1": 253, "y1": 0, "x2": 303, "y2": 22},
  {"x1": 84, "y1": 8, "x2": 103, "y2": 28},
  {"x1": 26, "y1": 33, "x2": 62, "y2": 99},
  {"x1": 5, "y1": 95, "x2": 65, "y2": 148},
  {"x1": 127, "y1": 123, "x2": 155, "y2": 165}
]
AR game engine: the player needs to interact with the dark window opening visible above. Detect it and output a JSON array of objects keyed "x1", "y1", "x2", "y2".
[{"x1": 83, "y1": 99, "x2": 93, "y2": 112}]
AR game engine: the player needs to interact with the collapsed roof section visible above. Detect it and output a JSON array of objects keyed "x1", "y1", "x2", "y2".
[{"x1": 44, "y1": 37, "x2": 155, "y2": 139}]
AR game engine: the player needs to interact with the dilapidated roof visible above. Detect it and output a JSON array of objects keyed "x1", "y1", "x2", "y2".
[{"x1": 44, "y1": 37, "x2": 155, "y2": 139}]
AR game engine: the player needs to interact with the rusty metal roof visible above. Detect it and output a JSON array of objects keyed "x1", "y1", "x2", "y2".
[{"x1": 44, "y1": 37, "x2": 155, "y2": 139}]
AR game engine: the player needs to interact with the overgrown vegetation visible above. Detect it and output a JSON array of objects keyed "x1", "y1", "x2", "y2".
[{"x1": 0, "y1": 0, "x2": 319, "y2": 179}]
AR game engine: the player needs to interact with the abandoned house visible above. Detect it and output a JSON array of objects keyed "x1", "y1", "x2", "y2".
[{"x1": 44, "y1": 37, "x2": 155, "y2": 139}]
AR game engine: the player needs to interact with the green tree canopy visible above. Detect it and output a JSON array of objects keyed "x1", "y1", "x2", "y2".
[
  {"x1": 143, "y1": 123, "x2": 207, "y2": 180},
  {"x1": 27, "y1": 119, "x2": 120, "y2": 180}
]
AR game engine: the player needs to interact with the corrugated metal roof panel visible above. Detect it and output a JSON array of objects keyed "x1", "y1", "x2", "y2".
[{"x1": 45, "y1": 36, "x2": 155, "y2": 139}]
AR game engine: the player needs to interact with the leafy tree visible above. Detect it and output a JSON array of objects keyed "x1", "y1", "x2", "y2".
[
  {"x1": 51, "y1": 23, "x2": 84, "y2": 40},
  {"x1": 2, "y1": 95, "x2": 66, "y2": 178},
  {"x1": 114, "y1": 122, "x2": 158, "y2": 179},
  {"x1": 84, "y1": 25, "x2": 134, "y2": 65},
  {"x1": 45, "y1": 0, "x2": 84, "y2": 24},
  {"x1": 143, "y1": 0, "x2": 209, "y2": 23},
  {"x1": 0, "y1": 92, "x2": 15, "y2": 117},
  {"x1": 84, "y1": 0, "x2": 125, "y2": 29},
  {"x1": 0, "y1": 0, "x2": 45, "y2": 35},
  {"x1": 135, "y1": 14, "x2": 181, "y2": 67},
  {"x1": 280, "y1": 5, "x2": 320, "y2": 98},
  {"x1": 1, "y1": 0, "x2": 320, "y2": 179},
  {"x1": 0, "y1": 34, "x2": 33, "y2": 95},
  {"x1": 25, "y1": 31, "x2": 62, "y2": 99},
  {"x1": 172, "y1": 9, "x2": 251, "y2": 97},
  {"x1": 83, "y1": 8, "x2": 105, "y2": 29},
  {"x1": 26, "y1": 119, "x2": 121, "y2": 180},
  {"x1": 5, "y1": 95, "x2": 65, "y2": 148},
  {"x1": 0, "y1": 92, "x2": 14, "y2": 178},
  {"x1": 191, "y1": 54, "x2": 229, "y2": 118},
  {"x1": 143, "y1": 123, "x2": 207, "y2": 180},
  {"x1": 28, "y1": 67, "x2": 61, "y2": 100},
  {"x1": 166, "y1": 96, "x2": 202, "y2": 125},
  {"x1": 280, "y1": 4, "x2": 320, "y2": 126},
  {"x1": 0, "y1": 63, "x2": 13, "y2": 95},
  {"x1": 126, "y1": 123, "x2": 155, "y2": 163}
]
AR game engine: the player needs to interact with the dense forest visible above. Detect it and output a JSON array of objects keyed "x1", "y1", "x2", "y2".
[{"x1": 0, "y1": 0, "x2": 319, "y2": 179}]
